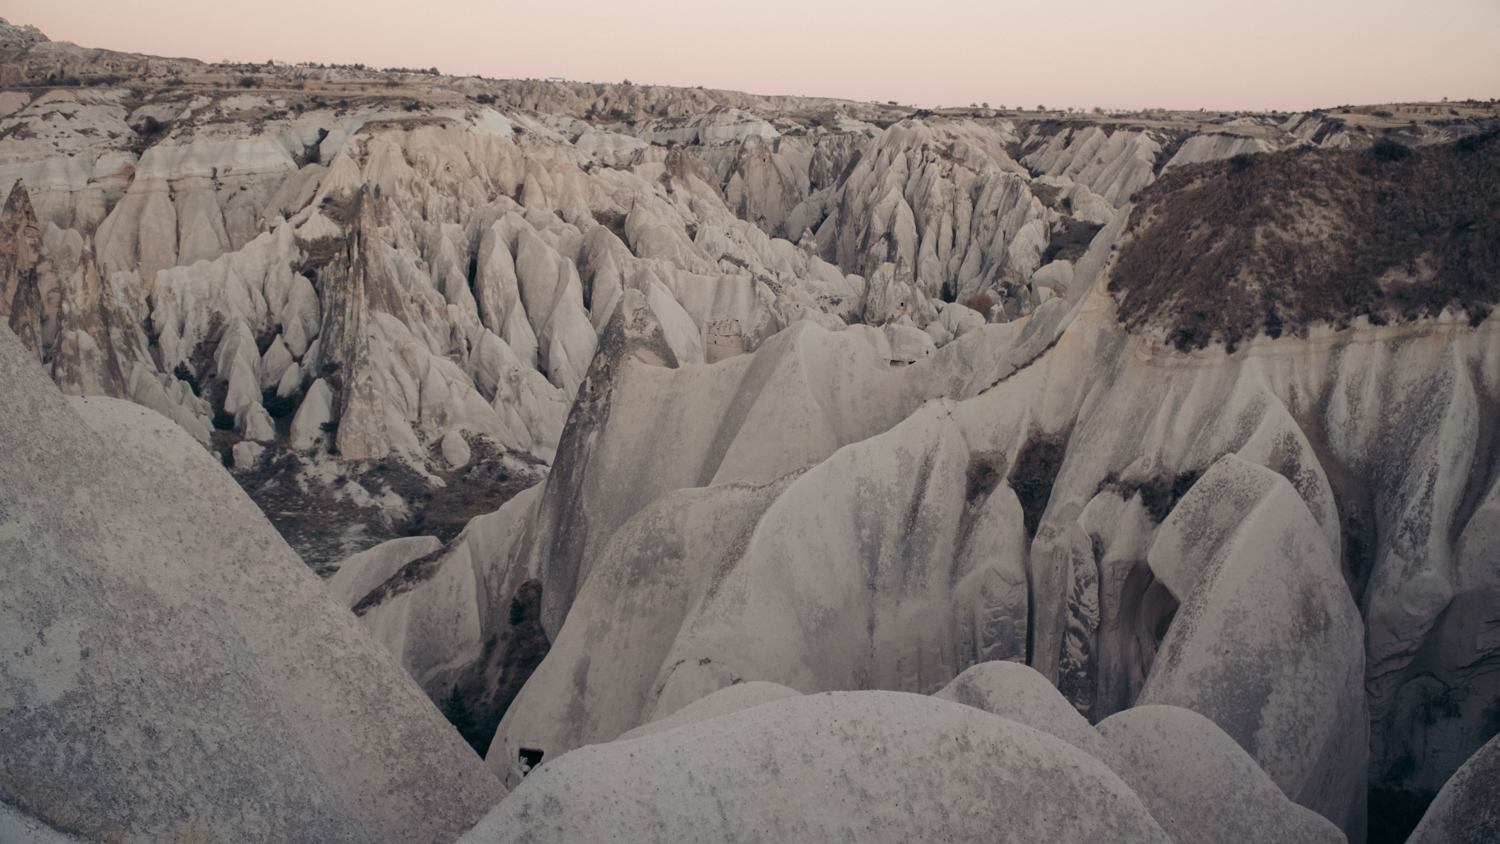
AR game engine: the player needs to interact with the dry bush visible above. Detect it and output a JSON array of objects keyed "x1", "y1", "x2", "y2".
[{"x1": 1109, "y1": 131, "x2": 1500, "y2": 351}]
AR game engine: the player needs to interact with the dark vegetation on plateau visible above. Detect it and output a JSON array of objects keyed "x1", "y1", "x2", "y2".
[{"x1": 1110, "y1": 130, "x2": 1500, "y2": 352}]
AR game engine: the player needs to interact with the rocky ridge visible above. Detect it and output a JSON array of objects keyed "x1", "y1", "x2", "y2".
[{"x1": 4, "y1": 18, "x2": 1500, "y2": 844}]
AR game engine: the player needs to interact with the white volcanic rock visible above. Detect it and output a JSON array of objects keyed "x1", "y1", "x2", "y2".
[
  {"x1": 1137, "y1": 463, "x2": 1366, "y2": 833},
  {"x1": 236, "y1": 401, "x2": 275, "y2": 442},
  {"x1": 327, "y1": 535, "x2": 444, "y2": 607},
  {"x1": 0, "y1": 328, "x2": 502, "y2": 844},
  {"x1": 441, "y1": 428, "x2": 472, "y2": 468},
  {"x1": 511, "y1": 225, "x2": 596, "y2": 397},
  {"x1": 491, "y1": 306, "x2": 1035, "y2": 778},
  {"x1": 635, "y1": 402, "x2": 970, "y2": 713},
  {"x1": 521, "y1": 293, "x2": 1007, "y2": 639},
  {"x1": 258, "y1": 333, "x2": 294, "y2": 390},
  {"x1": 1097, "y1": 705, "x2": 1347, "y2": 844},
  {"x1": 573, "y1": 126, "x2": 648, "y2": 158},
  {"x1": 885, "y1": 319, "x2": 938, "y2": 362},
  {"x1": 289, "y1": 376, "x2": 334, "y2": 450},
  {"x1": 1162, "y1": 133, "x2": 1272, "y2": 170},
  {"x1": 1030, "y1": 260, "x2": 1075, "y2": 299},
  {"x1": 1023, "y1": 126, "x2": 1160, "y2": 207},
  {"x1": 280, "y1": 272, "x2": 321, "y2": 357},
  {"x1": 949, "y1": 484, "x2": 1030, "y2": 667},
  {"x1": 230, "y1": 439, "x2": 265, "y2": 468},
  {"x1": 938, "y1": 299, "x2": 987, "y2": 338},
  {"x1": 466, "y1": 692, "x2": 1171, "y2": 844},
  {"x1": 4, "y1": 79, "x2": 1166, "y2": 481},
  {"x1": 488, "y1": 479, "x2": 789, "y2": 784},
  {"x1": 1147, "y1": 454, "x2": 1285, "y2": 601},
  {"x1": 933, "y1": 662, "x2": 1110, "y2": 760},
  {"x1": 645, "y1": 279, "x2": 705, "y2": 364},
  {"x1": 1066, "y1": 182, "x2": 1116, "y2": 225},
  {"x1": 1407, "y1": 731, "x2": 1500, "y2": 844},
  {"x1": 467, "y1": 329, "x2": 569, "y2": 456},
  {"x1": 614, "y1": 681, "x2": 802, "y2": 741},
  {"x1": 8, "y1": 57, "x2": 1495, "y2": 830},
  {"x1": 474, "y1": 220, "x2": 538, "y2": 368},
  {"x1": 276, "y1": 359, "x2": 302, "y2": 396}
]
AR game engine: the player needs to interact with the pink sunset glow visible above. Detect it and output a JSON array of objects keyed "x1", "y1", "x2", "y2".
[{"x1": 15, "y1": 0, "x2": 1500, "y2": 112}]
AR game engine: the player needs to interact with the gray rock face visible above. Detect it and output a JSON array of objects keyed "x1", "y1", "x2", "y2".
[
  {"x1": 614, "y1": 681, "x2": 802, "y2": 741},
  {"x1": 1147, "y1": 454, "x2": 1285, "y2": 602},
  {"x1": 0, "y1": 803, "x2": 86, "y2": 844},
  {"x1": 933, "y1": 661, "x2": 1111, "y2": 760},
  {"x1": 1097, "y1": 705, "x2": 1347, "y2": 844},
  {"x1": 1407, "y1": 731, "x2": 1500, "y2": 844},
  {"x1": 0, "y1": 328, "x2": 503, "y2": 843},
  {"x1": 1137, "y1": 460, "x2": 1366, "y2": 834},
  {"x1": 464, "y1": 692, "x2": 1172, "y2": 844},
  {"x1": 6, "y1": 32, "x2": 1498, "y2": 842}
]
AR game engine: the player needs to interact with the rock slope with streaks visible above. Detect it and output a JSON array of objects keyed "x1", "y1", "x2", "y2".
[{"x1": 5, "y1": 16, "x2": 1500, "y2": 844}]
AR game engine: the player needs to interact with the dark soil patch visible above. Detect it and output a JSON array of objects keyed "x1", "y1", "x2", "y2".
[
  {"x1": 231, "y1": 437, "x2": 541, "y2": 575},
  {"x1": 592, "y1": 209, "x2": 628, "y2": 243},
  {"x1": 1009, "y1": 432, "x2": 1068, "y2": 537},
  {"x1": 1097, "y1": 468, "x2": 1202, "y2": 522},
  {"x1": 965, "y1": 451, "x2": 1005, "y2": 505},
  {"x1": 1042, "y1": 218, "x2": 1104, "y2": 265},
  {"x1": 233, "y1": 450, "x2": 383, "y2": 574},
  {"x1": 399, "y1": 437, "x2": 543, "y2": 542},
  {"x1": 1111, "y1": 130, "x2": 1500, "y2": 352}
]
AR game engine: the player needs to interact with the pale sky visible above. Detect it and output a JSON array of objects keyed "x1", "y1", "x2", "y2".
[{"x1": 10, "y1": 0, "x2": 1499, "y2": 111}]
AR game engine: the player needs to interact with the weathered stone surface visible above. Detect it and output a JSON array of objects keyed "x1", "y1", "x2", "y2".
[
  {"x1": 487, "y1": 459, "x2": 793, "y2": 780},
  {"x1": 933, "y1": 661, "x2": 1109, "y2": 760},
  {"x1": 1148, "y1": 454, "x2": 1285, "y2": 602},
  {"x1": 0, "y1": 327, "x2": 503, "y2": 844},
  {"x1": 466, "y1": 692, "x2": 1171, "y2": 844},
  {"x1": 1137, "y1": 466, "x2": 1366, "y2": 834},
  {"x1": 349, "y1": 485, "x2": 548, "y2": 756},
  {"x1": 4, "y1": 38, "x2": 1497, "y2": 837},
  {"x1": 289, "y1": 376, "x2": 334, "y2": 450},
  {"x1": 614, "y1": 681, "x2": 802, "y2": 741},
  {"x1": 231, "y1": 439, "x2": 264, "y2": 468},
  {"x1": 949, "y1": 485, "x2": 1030, "y2": 670},
  {"x1": 1098, "y1": 705, "x2": 1347, "y2": 844}
]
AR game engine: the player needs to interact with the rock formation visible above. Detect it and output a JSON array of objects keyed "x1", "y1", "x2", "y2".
[
  {"x1": 463, "y1": 692, "x2": 1174, "y2": 844},
  {"x1": 0, "y1": 327, "x2": 503, "y2": 843},
  {"x1": 4, "y1": 18, "x2": 1500, "y2": 844},
  {"x1": 1097, "y1": 705, "x2": 1347, "y2": 844}
]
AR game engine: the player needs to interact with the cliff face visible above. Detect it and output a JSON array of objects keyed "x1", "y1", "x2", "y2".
[{"x1": 4, "y1": 24, "x2": 1500, "y2": 844}]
